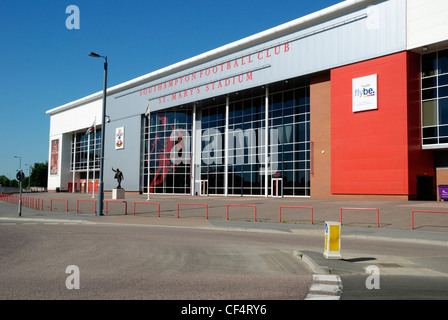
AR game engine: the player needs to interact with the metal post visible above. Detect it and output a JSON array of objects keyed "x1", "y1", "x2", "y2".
[
  {"x1": 264, "y1": 86, "x2": 269, "y2": 197},
  {"x1": 92, "y1": 118, "x2": 96, "y2": 199},
  {"x1": 96, "y1": 56, "x2": 107, "y2": 216},
  {"x1": 72, "y1": 134, "x2": 76, "y2": 193},
  {"x1": 14, "y1": 156, "x2": 22, "y2": 216},
  {"x1": 86, "y1": 131, "x2": 90, "y2": 194},
  {"x1": 224, "y1": 95, "x2": 229, "y2": 197},
  {"x1": 18, "y1": 172, "x2": 22, "y2": 217},
  {"x1": 146, "y1": 103, "x2": 151, "y2": 201},
  {"x1": 191, "y1": 103, "x2": 197, "y2": 196}
]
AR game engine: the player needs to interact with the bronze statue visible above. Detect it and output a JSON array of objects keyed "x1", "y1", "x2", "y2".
[{"x1": 112, "y1": 167, "x2": 124, "y2": 189}]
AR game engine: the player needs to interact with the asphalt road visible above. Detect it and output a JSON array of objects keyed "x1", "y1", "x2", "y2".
[
  {"x1": 0, "y1": 222, "x2": 314, "y2": 300},
  {"x1": 1, "y1": 212, "x2": 448, "y2": 303},
  {"x1": 340, "y1": 275, "x2": 448, "y2": 300}
]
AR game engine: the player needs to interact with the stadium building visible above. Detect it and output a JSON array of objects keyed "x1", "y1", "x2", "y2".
[{"x1": 47, "y1": 0, "x2": 448, "y2": 200}]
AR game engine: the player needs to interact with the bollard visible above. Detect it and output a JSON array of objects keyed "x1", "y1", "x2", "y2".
[{"x1": 323, "y1": 221, "x2": 341, "y2": 260}]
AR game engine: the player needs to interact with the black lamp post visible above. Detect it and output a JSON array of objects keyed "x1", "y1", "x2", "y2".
[
  {"x1": 14, "y1": 155, "x2": 22, "y2": 216},
  {"x1": 89, "y1": 52, "x2": 107, "y2": 216}
]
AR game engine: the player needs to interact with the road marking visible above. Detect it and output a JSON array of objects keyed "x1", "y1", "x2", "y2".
[
  {"x1": 305, "y1": 294, "x2": 340, "y2": 300},
  {"x1": 0, "y1": 217, "x2": 95, "y2": 225},
  {"x1": 313, "y1": 274, "x2": 341, "y2": 282},
  {"x1": 305, "y1": 274, "x2": 342, "y2": 300},
  {"x1": 309, "y1": 283, "x2": 341, "y2": 293}
]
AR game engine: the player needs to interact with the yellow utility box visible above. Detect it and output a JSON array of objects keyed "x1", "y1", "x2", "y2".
[{"x1": 324, "y1": 221, "x2": 341, "y2": 259}]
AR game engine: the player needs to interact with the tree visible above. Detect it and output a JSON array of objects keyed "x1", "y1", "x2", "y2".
[
  {"x1": 0, "y1": 175, "x2": 10, "y2": 187},
  {"x1": 9, "y1": 180, "x2": 18, "y2": 188},
  {"x1": 30, "y1": 162, "x2": 48, "y2": 187}
]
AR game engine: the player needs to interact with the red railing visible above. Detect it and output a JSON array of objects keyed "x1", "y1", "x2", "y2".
[
  {"x1": 50, "y1": 199, "x2": 69, "y2": 212},
  {"x1": 105, "y1": 200, "x2": 128, "y2": 215},
  {"x1": 177, "y1": 203, "x2": 208, "y2": 219},
  {"x1": 133, "y1": 202, "x2": 161, "y2": 216},
  {"x1": 1, "y1": 194, "x2": 19, "y2": 204},
  {"x1": 226, "y1": 204, "x2": 257, "y2": 222},
  {"x1": 37, "y1": 198, "x2": 43, "y2": 210},
  {"x1": 279, "y1": 206, "x2": 313, "y2": 224},
  {"x1": 340, "y1": 207, "x2": 379, "y2": 228},
  {"x1": 2, "y1": 195, "x2": 43, "y2": 210},
  {"x1": 76, "y1": 199, "x2": 97, "y2": 213},
  {"x1": 411, "y1": 210, "x2": 448, "y2": 230}
]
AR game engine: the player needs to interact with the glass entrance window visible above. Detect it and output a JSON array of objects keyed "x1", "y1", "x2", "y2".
[
  {"x1": 141, "y1": 80, "x2": 310, "y2": 197},
  {"x1": 268, "y1": 86, "x2": 310, "y2": 196},
  {"x1": 422, "y1": 49, "x2": 448, "y2": 146},
  {"x1": 201, "y1": 101, "x2": 226, "y2": 195},
  {"x1": 71, "y1": 130, "x2": 101, "y2": 172},
  {"x1": 141, "y1": 109, "x2": 192, "y2": 194},
  {"x1": 200, "y1": 80, "x2": 310, "y2": 197}
]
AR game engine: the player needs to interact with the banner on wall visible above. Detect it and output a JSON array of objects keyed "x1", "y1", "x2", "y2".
[
  {"x1": 352, "y1": 74, "x2": 377, "y2": 113},
  {"x1": 115, "y1": 127, "x2": 124, "y2": 150},
  {"x1": 50, "y1": 139, "x2": 59, "y2": 175}
]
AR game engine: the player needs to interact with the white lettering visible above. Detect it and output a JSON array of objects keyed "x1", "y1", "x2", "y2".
[
  {"x1": 65, "y1": 5, "x2": 80, "y2": 30},
  {"x1": 159, "y1": 127, "x2": 286, "y2": 176},
  {"x1": 257, "y1": 128, "x2": 278, "y2": 175},
  {"x1": 170, "y1": 129, "x2": 191, "y2": 165},
  {"x1": 365, "y1": 265, "x2": 380, "y2": 289},
  {"x1": 65, "y1": 265, "x2": 80, "y2": 289},
  {"x1": 201, "y1": 128, "x2": 222, "y2": 165},
  {"x1": 366, "y1": 5, "x2": 380, "y2": 30},
  {"x1": 181, "y1": 304, "x2": 215, "y2": 317}
]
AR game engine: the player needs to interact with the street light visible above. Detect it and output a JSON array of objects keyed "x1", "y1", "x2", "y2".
[
  {"x1": 14, "y1": 155, "x2": 22, "y2": 170},
  {"x1": 89, "y1": 52, "x2": 107, "y2": 216},
  {"x1": 14, "y1": 155, "x2": 22, "y2": 216},
  {"x1": 25, "y1": 164, "x2": 32, "y2": 189}
]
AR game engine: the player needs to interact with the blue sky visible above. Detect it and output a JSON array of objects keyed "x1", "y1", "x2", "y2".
[{"x1": 0, "y1": 0, "x2": 341, "y2": 181}]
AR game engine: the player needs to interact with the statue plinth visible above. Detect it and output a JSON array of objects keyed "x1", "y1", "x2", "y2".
[{"x1": 112, "y1": 188, "x2": 125, "y2": 200}]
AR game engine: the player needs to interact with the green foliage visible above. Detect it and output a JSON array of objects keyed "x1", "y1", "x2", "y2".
[
  {"x1": 30, "y1": 162, "x2": 48, "y2": 187},
  {"x1": 0, "y1": 161, "x2": 48, "y2": 189},
  {"x1": 0, "y1": 175, "x2": 10, "y2": 187}
]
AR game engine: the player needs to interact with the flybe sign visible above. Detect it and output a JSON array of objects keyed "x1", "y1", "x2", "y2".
[{"x1": 352, "y1": 74, "x2": 377, "y2": 113}]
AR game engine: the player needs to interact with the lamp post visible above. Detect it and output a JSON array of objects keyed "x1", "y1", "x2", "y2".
[
  {"x1": 25, "y1": 164, "x2": 32, "y2": 189},
  {"x1": 89, "y1": 52, "x2": 107, "y2": 216},
  {"x1": 14, "y1": 155, "x2": 22, "y2": 216}
]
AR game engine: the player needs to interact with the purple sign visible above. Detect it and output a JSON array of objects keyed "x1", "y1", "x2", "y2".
[{"x1": 438, "y1": 185, "x2": 448, "y2": 200}]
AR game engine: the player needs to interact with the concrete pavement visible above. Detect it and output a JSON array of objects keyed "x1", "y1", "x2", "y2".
[
  {"x1": 2, "y1": 191, "x2": 448, "y2": 236},
  {"x1": 1, "y1": 192, "x2": 448, "y2": 277},
  {"x1": 2, "y1": 193, "x2": 448, "y2": 300}
]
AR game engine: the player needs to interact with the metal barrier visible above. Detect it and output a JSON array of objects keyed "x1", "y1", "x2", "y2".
[
  {"x1": 226, "y1": 204, "x2": 257, "y2": 222},
  {"x1": 105, "y1": 200, "x2": 127, "y2": 215},
  {"x1": 2, "y1": 194, "x2": 19, "y2": 204},
  {"x1": 340, "y1": 207, "x2": 379, "y2": 228},
  {"x1": 37, "y1": 198, "x2": 44, "y2": 210},
  {"x1": 411, "y1": 210, "x2": 448, "y2": 230},
  {"x1": 76, "y1": 199, "x2": 97, "y2": 214},
  {"x1": 133, "y1": 202, "x2": 161, "y2": 216},
  {"x1": 1, "y1": 195, "x2": 41, "y2": 211},
  {"x1": 177, "y1": 203, "x2": 208, "y2": 219},
  {"x1": 279, "y1": 206, "x2": 313, "y2": 224},
  {"x1": 50, "y1": 199, "x2": 69, "y2": 212}
]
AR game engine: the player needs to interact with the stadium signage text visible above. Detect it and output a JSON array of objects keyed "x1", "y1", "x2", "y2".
[{"x1": 139, "y1": 43, "x2": 291, "y2": 103}]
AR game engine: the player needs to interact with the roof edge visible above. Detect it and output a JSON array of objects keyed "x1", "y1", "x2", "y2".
[{"x1": 46, "y1": 0, "x2": 380, "y2": 115}]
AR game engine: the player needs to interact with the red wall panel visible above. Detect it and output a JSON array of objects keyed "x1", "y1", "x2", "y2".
[
  {"x1": 331, "y1": 52, "x2": 411, "y2": 195},
  {"x1": 406, "y1": 51, "x2": 435, "y2": 197}
]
